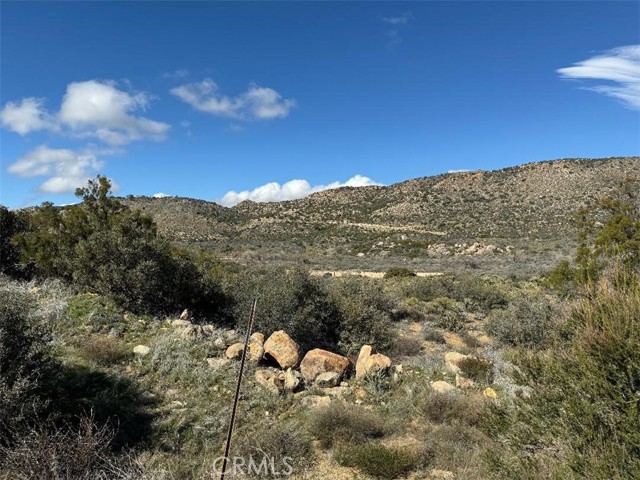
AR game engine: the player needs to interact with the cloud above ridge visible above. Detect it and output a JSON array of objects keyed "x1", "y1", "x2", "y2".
[{"x1": 219, "y1": 175, "x2": 383, "y2": 207}]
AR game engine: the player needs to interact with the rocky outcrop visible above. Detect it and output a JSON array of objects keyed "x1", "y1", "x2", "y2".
[
  {"x1": 355, "y1": 345, "x2": 391, "y2": 379},
  {"x1": 264, "y1": 330, "x2": 300, "y2": 369},
  {"x1": 444, "y1": 352, "x2": 469, "y2": 374},
  {"x1": 300, "y1": 348, "x2": 350, "y2": 384}
]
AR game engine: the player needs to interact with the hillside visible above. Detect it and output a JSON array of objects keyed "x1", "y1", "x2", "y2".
[{"x1": 122, "y1": 157, "x2": 640, "y2": 275}]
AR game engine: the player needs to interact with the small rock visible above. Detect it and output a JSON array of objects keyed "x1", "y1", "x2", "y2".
[
  {"x1": 430, "y1": 469, "x2": 455, "y2": 480},
  {"x1": 264, "y1": 331, "x2": 300, "y2": 369},
  {"x1": 355, "y1": 345, "x2": 392, "y2": 379},
  {"x1": 171, "y1": 319, "x2": 192, "y2": 328},
  {"x1": 179, "y1": 309, "x2": 191, "y2": 321},
  {"x1": 206, "y1": 357, "x2": 230, "y2": 369},
  {"x1": 322, "y1": 385, "x2": 350, "y2": 397},
  {"x1": 250, "y1": 332, "x2": 265, "y2": 345},
  {"x1": 255, "y1": 369, "x2": 284, "y2": 394},
  {"x1": 444, "y1": 352, "x2": 469, "y2": 374},
  {"x1": 315, "y1": 371, "x2": 341, "y2": 388},
  {"x1": 283, "y1": 368, "x2": 302, "y2": 392},
  {"x1": 455, "y1": 373, "x2": 475, "y2": 389},
  {"x1": 248, "y1": 341, "x2": 264, "y2": 363},
  {"x1": 133, "y1": 345, "x2": 150, "y2": 356},
  {"x1": 483, "y1": 387, "x2": 497, "y2": 399},
  {"x1": 430, "y1": 380, "x2": 455, "y2": 393},
  {"x1": 213, "y1": 337, "x2": 226, "y2": 350},
  {"x1": 108, "y1": 328, "x2": 122, "y2": 338},
  {"x1": 300, "y1": 349, "x2": 350, "y2": 384},
  {"x1": 225, "y1": 343, "x2": 245, "y2": 360},
  {"x1": 300, "y1": 395, "x2": 331, "y2": 408}
]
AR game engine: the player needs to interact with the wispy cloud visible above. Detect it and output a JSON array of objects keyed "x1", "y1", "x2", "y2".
[
  {"x1": 382, "y1": 12, "x2": 414, "y2": 25},
  {"x1": 382, "y1": 12, "x2": 414, "y2": 48},
  {"x1": 219, "y1": 175, "x2": 383, "y2": 207},
  {"x1": 162, "y1": 69, "x2": 190, "y2": 80},
  {"x1": 171, "y1": 78, "x2": 296, "y2": 121},
  {"x1": 557, "y1": 45, "x2": 640, "y2": 109},
  {"x1": 447, "y1": 169, "x2": 471, "y2": 174}
]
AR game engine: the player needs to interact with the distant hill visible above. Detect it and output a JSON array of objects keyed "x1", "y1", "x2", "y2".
[{"x1": 121, "y1": 157, "x2": 639, "y2": 275}]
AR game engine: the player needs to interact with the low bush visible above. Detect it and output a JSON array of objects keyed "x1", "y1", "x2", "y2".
[
  {"x1": 419, "y1": 392, "x2": 487, "y2": 427},
  {"x1": 336, "y1": 442, "x2": 431, "y2": 479},
  {"x1": 0, "y1": 415, "x2": 142, "y2": 480},
  {"x1": 457, "y1": 356, "x2": 494, "y2": 383},
  {"x1": 331, "y1": 276, "x2": 396, "y2": 355},
  {"x1": 424, "y1": 297, "x2": 466, "y2": 332},
  {"x1": 383, "y1": 267, "x2": 416, "y2": 279},
  {"x1": 309, "y1": 401, "x2": 387, "y2": 449},
  {"x1": 231, "y1": 266, "x2": 341, "y2": 353},
  {"x1": 0, "y1": 289, "x2": 53, "y2": 442},
  {"x1": 234, "y1": 422, "x2": 315, "y2": 478},
  {"x1": 485, "y1": 295, "x2": 554, "y2": 348},
  {"x1": 76, "y1": 336, "x2": 132, "y2": 367}
]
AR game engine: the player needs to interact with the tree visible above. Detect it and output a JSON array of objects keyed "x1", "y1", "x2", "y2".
[{"x1": 19, "y1": 176, "x2": 225, "y2": 317}]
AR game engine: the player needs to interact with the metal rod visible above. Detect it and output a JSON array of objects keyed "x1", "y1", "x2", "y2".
[{"x1": 220, "y1": 298, "x2": 257, "y2": 480}]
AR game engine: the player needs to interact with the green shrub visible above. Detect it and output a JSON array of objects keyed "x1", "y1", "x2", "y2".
[
  {"x1": 419, "y1": 392, "x2": 487, "y2": 427},
  {"x1": 0, "y1": 206, "x2": 31, "y2": 279},
  {"x1": 234, "y1": 422, "x2": 315, "y2": 478},
  {"x1": 0, "y1": 415, "x2": 142, "y2": 480},
  {"x1": 424, "y1": 297, "x2": 466, "y2": 332},
  {"x1": 485, "y1": 295, "x2": 553, "y2": 348},
  {"x1": 18, "y1": 176, "x2": 228, "y2": 319},
  {"x1": 309, "y1": 401, "x2": 387, "y2": 449},
  {"x1": 330, "y1": 276, "x2": 396, "y2": 354},
  {"x1": 484, "y1": 264, "x2": 640, "y2": 478},
  {"x1": 384, "y1": 267, "x2": 416, "y2": 279},
  {"x1": 336, "y1": 442, "x2": 431, "y2": 479},
  {"x1": 0, "y1": 289, "x2": 53, "y2": 441},
  {"x1": 76, "y1": 336, "x2": 132, "y2": 367},
  {"x1": 231, "y1": 266, "x2": 341, "y2": 353},
  {"x1": 457, "y1": 356, "x2": 494, "y2": 383}
]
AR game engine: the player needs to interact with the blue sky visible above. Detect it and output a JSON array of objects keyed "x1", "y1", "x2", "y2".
[{"x1": 1, "y1": 1, "x2": 639, "y2": 208}]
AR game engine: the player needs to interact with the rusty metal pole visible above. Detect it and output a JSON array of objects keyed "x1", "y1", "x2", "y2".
[{"x1": 220, "y1": 298, "x2": 257, "y2": 480}]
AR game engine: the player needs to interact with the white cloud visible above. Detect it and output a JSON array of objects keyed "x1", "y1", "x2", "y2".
[
  {"x1": 0, "y1": 97, "x2": 58, "y2": 135},
  {"x1": 59, "y1": 81, "x2": 170, "y2": 144},
  {"x1": 171, "y1": 78, "x2": 296, "y2": 121},
  {"x1": 219, "y1": 174, "x2": 383, "y2": 207},
  {"x1": 1, "y1": 80, "x2": 170, "y2": 144},
  {"x1": 152, "y1": 192, "x2": 172, "y2": 198},
  {"x1": 7, "y1": 145, "x2": 104, "y2": 193},
  {"x1": 382, "y1": 12, "x2": 414, "y2": 25},
  {"x1": 557, "y1": 45, "x2": 640, "y2": 109},
  {"x1": 447, "y1": 169, "x2": 471, "y2": 174}
]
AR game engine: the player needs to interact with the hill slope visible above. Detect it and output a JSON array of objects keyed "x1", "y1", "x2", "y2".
[{"x1": 122, "y1": 157, "x2": 639, "y2": 275}]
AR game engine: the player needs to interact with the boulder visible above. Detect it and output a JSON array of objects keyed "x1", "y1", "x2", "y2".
[
  {"x1": 315, "y1": 371, "x2": 341, "y2": 388},
  {"x1": 300, "y1": 349, "x2": 350, "y2": 384},
  {"x1": 180, "y1": 324, "x2": 213, "y2": 338},
  {"x1": 444, "y1": 352, "x2": 469, "y2": 374},
  {"x1": 264, "y1": 331, "x2": 300, "y2": 369},
  {"x1": 430, "y1": 380, "x2": 455, "y2": 393},
  {"x1": 355, "y1": 345, "x2": 392, "y2": 379},
  {"x1": 255, "y1": 369, "x2": 284, "y2": 394},
  {"x1": 225, "y1": 343, "x2": 244, "y2": 360},
  {"x1": 179, "y1": 309, "x2": 191, "y2": 321},
  {"x1": 248, "y1": 341, "x2": 264, "y2": 363},
  {"x1": 133, "y1": 345, "x2": 150, "y2": 356}
]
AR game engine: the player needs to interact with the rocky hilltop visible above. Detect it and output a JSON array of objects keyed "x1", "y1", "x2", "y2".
[{"x1": 122, "y1": 157, "x2": 639, "y2": 275}]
